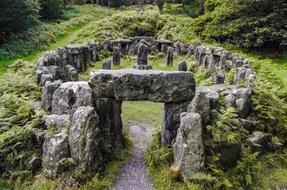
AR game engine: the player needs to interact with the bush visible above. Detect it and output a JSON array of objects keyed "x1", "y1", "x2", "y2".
[
  {"x1": 193, "y1": 0, "x2": 287, "y2": 50},
  {"x1": 0, "y1": 0, "x2": 39, "y2": 40},
  {"x1": 39, "y1": 0, "x2": 64, "y2": 20}
]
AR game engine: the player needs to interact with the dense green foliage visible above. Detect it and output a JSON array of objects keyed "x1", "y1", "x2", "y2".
[
  {"x1": 0, "y1": 0, "x2": 39, "y2": 40},
  {"x1": 39, "y1": 0, "x2": 64, "y2": 20},
  {"x1": 193, "y1": 0, "x2": 287, "y2": 49},
  {"x1": 74, "y1": 7, "x2": 197, "y2": 44}
]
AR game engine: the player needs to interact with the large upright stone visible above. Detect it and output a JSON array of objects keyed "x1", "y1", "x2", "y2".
[
  {"x1": 235, "y1": 88, "x2": 252, "y2": 118},
  {"x1": 133, "y1": 42, "x2": 152, "y2": 70},
  {"x1": 174, "y1": 42, "x2": 181, "y2": 56},
  {"x1": 89, "y1": 69, "x2": 195, "y2": 103},
  {"x1": 166, "y1": 47, "x2": 174, "y2": 66},
  {"x1": 137, "y1": 43, "x2": 148, "y2": 66},
  {"x1": 173, "y1": 112, "x2": 205, "y2": 179},
  {"x1": 88, "y1": 41, "x2": 98, "y2": 61},
  {"x1": 94, "y1": 98, "x2": 123, "y2": 155},
  {"x1": 69, "y1": 106, "x2": 103, "y2": 173},
  {"x1": 52, "y1": 81, "x2": 92, "y2": 115},
  {"x1": 162, "y1": 102, "x2": 189, "y2": 147},
  {"x1": 112, "y1": 47, "x2": 121, "y2": 66},
  {"x1": 187, "y1": 91, "x2": 211, "y2": 126},
  {"x1": 178, "y1": 60, "x2": 188, "y2": 71},
  {"x1": 102, "y1": 58, "x2": 112, "y2": 70},
  {"x1": 42, "y1": 80, "x2": 63, "y2": 112},
  {"x1": 42, "y1": 133, "x2": 70, "y2": 178}
]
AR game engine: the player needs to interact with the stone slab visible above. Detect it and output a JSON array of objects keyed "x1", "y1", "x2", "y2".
[{"x1": 89, "y1": 69, "x2": 195, "y2": 103}]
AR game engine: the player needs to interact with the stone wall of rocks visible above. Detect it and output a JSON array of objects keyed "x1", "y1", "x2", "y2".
[{"x1": 36, "y1": 36, "x2": 258, "y2": 182}]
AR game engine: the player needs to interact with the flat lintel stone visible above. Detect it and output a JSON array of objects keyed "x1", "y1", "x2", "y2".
[{"x1": 89, "y1": 69, "x2": 195, "y2": 103}]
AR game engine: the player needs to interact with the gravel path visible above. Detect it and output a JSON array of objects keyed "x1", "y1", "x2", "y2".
[{"x1": 110, "y1": 121, "x2": 155, "y2": 190}]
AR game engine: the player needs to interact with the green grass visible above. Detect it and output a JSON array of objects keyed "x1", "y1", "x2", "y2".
[
  {"x1": 122, "y1": 101, "x2": 164, "y2": 127},
  {"x1": 0, "y1": 5, "x2": 113, "y2": 75}
]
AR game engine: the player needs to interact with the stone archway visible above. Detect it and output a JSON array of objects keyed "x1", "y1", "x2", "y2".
[{"x1": 89, "y1": 69, "x2": 196, "y2": 147}]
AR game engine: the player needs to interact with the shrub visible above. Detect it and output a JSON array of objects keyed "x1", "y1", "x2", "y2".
[{"x1": 193, "y1": 0, "x2": 287, "y2": 50}]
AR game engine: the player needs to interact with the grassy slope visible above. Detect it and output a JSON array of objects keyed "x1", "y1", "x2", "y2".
[{"x1": 0, "y1": 5, "x2": 114, "y2": 75}]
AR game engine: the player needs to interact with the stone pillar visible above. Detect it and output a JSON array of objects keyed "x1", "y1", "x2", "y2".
[
  {"x1": 69, "y1": 106, "x2": 103, "y2": 174},
  {"x1": 212, "y1": 71, "x2": 225, "y2": 84},
  {"x1": 166, "y1": 47, "x2": 174, "y2": 66},
  {"x1": 162, "y1": 102, "x2": 189, "y2": 147},
  {"x1": 42, "y1": 80, "x2": 62, "y2": 112},
  {"x1": 102, "y1": 58, "x2": 112, "y2": 70},
  {"x1": 178, "y1": 60, "x2": 187, "y2": 71},
  {"x1": 173, "y1": 112, "x2": 205, "y2": 180},
  {"x1": 112, "y1": 47, "x2": 121, "y2": 66},
  {"x1": 133, "y1": 42, "x2": 152, "y2": 70},
  {"x1": 88, "y1": 41, "x2": 98, "y2": 61},
  {"x1": 174, "y1": 42, "x2": 181, "y2": 56},
  {"x1": 138, "y1": 43, "x2": 148, "y2": 65},
  {"x1": 94, "y1": 98, "x2": 123, "y2": 156}
]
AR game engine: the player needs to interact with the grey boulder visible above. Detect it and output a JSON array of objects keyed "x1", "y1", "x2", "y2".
[
  {"x1": 42, "y1": 133, "x2": 70, "y2": 178},
  {"x1": 42, "y1": 80, "x2": 63, "y2": 112},
  {"x1": 173, "y1": 112, "x2": 205, "y2": 180},
  {"x1": 52, "y1": 81, "x2": 92, "y2": 115},
  {"x1": 69, "y1": 106, "x2": 103, "y2": 173},
  {"x1": 187, "y1": 91, "x2": 211, "y2": 126}
]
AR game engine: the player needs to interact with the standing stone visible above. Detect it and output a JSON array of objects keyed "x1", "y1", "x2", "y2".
[
  {"x1": 178, "y1": 60, "x2": 188, "y2": 71},
  {"x1": 42, "y1": 133, "x2": 71, "y2": 178},
  {"x1": 112, "y1": 47, "x2": 121, "y2": 66},
  {"x1": 42, "y1": 80, "x2": 63, "y2": 112},
  {"x1": 173, "y1": 112, "x2": 205, "y2": 180},
  {"x1": 94, "y1": 98, "x2": 123, "y2": 155},
  {"x1": 166, "y1": 47, "x2": 174, "y2": 66},
  {"x1": 162, "y1": 102, "x2": 189, "y2": 147},
  {"x1": 65, "y1": 65, "x2": 79, "y2": 81},
  {"x1": 137, "y1": 43, "x2": 148, "y2": 66},
  {"x1": 187, "y1": 91, "x2": 211, "y2": 127},
  {"x1": 88, "y1": 41, "x2": 98, "y2": 61},
  {"x1": 133, "y1": 42, "x2": 152, "y2": 70},
  {"x1": 212, "y1": 71, "x2": 225, "y2": 84},
  {"x1": 174, "y1": 42, "x2": 181, "y2": 56},
  {"x1": 102, "y1": 58, "x2": 112, "y2": 70},
  {"x1": 69, "y1": 106, "x2": 103, "y2": 173},
  {"x1": 235, "y1": 88, "x2": 252, "y2": 118}
]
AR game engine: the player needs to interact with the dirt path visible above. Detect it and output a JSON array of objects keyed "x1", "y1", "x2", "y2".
[{"x1": 110, "y1": 121, "x2": 155, "y2": 190}]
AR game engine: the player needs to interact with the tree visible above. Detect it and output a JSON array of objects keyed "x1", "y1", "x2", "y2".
[
  {"x1": 139, "y1": 0, "x2": 144, "y2": 13},
  {"x1": 198, "y1": 0, "x2": 205, "y2": 15},
  {"x1": 0, "y1": 0, "x2": 39, "y2": 40},
  {"x1": 155, "y1": 0, "x2": 164, "y2": 13},
  {"x1": 39, "y1": 0, "x2": 64, "y2": 20}
]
